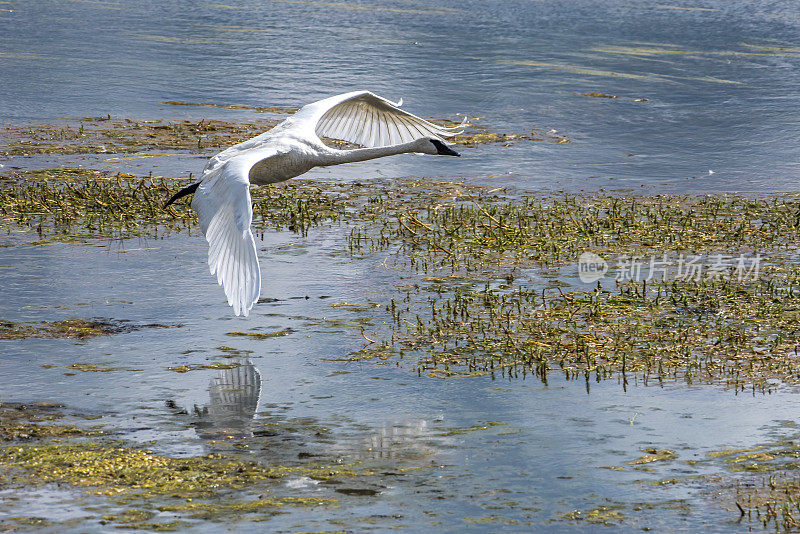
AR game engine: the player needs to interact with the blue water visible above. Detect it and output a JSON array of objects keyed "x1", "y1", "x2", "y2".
[
  {"x1": 2, "y1": 1, "x2": 800, "y2": 531},
  {"x1": 2, "y1": 230, "x2": 800, "y2": 532},
  {"x1": 1, "y1": 0, "x2": 799, "y2": 191}
]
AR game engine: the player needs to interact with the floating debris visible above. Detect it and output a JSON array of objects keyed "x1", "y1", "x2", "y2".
[
  {"x1": 167, "y1": 363, "x2": 240, "y2": 373},
  {"x1": 225, "y1": 328, "x2": 294, "y2": 339},
  {"x1": 576, "y1": 92, "x2": 617, "y2": 98},
  {"x1": 66, "y1": 363, "x2": 128, "y2": 373},
  {"x1": 561, "y1": 505, "x2": 626, "y2": 526},
  {"x1": 628, "y1": 448, "x2": 677, "y2": 465}
]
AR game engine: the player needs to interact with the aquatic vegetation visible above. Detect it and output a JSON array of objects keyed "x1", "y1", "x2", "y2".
[
  {"x1": 341, "y1": 193, "x2": 800, "y2": 389},
  {"x1": 628, "y1": 448, "x2": 677, "y2": 466},
  {"x1": 0, "y1": 117, "x2": 281, "y2": 156},
  {"x1": 561, "y1": 505, "x2": 625, "y2": 526},
  {"x1": 66, "y1": 363, "x2": 127, "y2": 372},
  {"x1": 379, "y1": 274, "x2": 800, "y2": 389},
  {"x1": 6, "y1": 168, "x2": 800, "y2": 392},
  {"x1": 452, "y1": 130, "x2": 570, "y2": 145},
  {"x1": 0, "y1": 438, "x2": 373, "y2": 528},
  {"x1": 226, "y1": 328, "x2": 294, "y2": 339},
  {"x1": 156, "y1": 496, "x2": 335, "y2": 518},
  {"x1": 110, "y1": 519, "x2": 190, "y2": 531},
  {"x1": 576, "y1": 92, "x2": 618, "y2": 98},
  {"x1": 0, "y1": 318, "x2": 175, "y2": 340},
  {"x1": 649, "y1": 429, "x2": 800, "y2": 531},
  {"x1": 1, "y1": 442, "x2": 269, "y2": 493},
  {"x1": 167, "y1": 363, "x2": 240, "y2": 373},
  {"x1": 330, "y1": 302, "x2": 379, "y2": 310},
  {"x1": 150, "y1": 100, "x2": 298, "y2": 114},
  {"x1": 463, "y1": 516, "x2": 522, "y2": 525},
  {"x1": 474, "y1": 56, "x2": 742, "y2": 85},
  {"x1": 7, "y1": 171, "x2": 800, "y2": 391},
  {"x1": 437, "y1": 421, "x2": 508, "y2": 436},
  {"x1": 731, "y1": 471, "x2": 800, "y2": 530},
  {"x1": 0, "y1": 115, "x2": 542, "y2": 157},
  {"x1": 349, "y1": 194, "x2": 800, "y2": 267},
  {"x1": 0, "y1": 402, "x2": 102, "y2": 441},
  {"x1": 0, "y1": 402, "x2": 420, "y2": 530},
  {"x1": 0, "y1": 169, "x2": 346, "y2": 240}
]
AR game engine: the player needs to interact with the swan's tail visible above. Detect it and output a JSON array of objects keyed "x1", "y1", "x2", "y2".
[{"x1": 164, "y1": 181, "x2": 201, "y2": 208}]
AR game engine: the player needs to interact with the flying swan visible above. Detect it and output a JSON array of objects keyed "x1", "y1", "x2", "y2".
[{"x1": 164, "y1": 90, "x2": 466, "y2": 316}]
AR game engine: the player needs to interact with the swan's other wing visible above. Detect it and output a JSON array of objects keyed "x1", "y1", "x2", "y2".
[
  {"x1": 289, "y1": 90, "x2": 467, "y2": 148},
  {"x1": 192, "y1": 154, "x2": 264, "y2": 317}
]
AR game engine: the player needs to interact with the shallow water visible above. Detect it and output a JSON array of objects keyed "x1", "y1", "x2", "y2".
[
  {"x1": 1, "y1": 226, "x2": 799, "y2": 531},
  {"x1": 2, "y1": 0, "x2": 800, "y2": 532}
]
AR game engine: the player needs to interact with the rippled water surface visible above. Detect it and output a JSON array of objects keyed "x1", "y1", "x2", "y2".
[
  {"x1": 2, "y1": 0, "x2": 800, "y2": 191},
  {"x1": 2, "y1": 1, "x2": 800, "y2": 532}
]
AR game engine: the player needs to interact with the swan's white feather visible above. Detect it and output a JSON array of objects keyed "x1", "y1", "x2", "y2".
[
  {"x1": 287, "y1": 90, "x2": 466, "y2": 148},
  {"x1": 186, "y1": 91, "x2": 465, "y2": 317},
  {"x1": 192, "y1": 155, "x2": 263, "y2": 316}
]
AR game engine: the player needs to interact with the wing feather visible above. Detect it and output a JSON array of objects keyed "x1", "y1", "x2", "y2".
[
  {"x1": 386, "y1": 112, "x2": 402, "y2": 146},
  {"x1": 393, "y1": 114, "x2": 415, "y2": 142},
  {"x1": 328, "y1": 101, "x2": 353, "y2": 137},
  {"x1": 286, "y1": 90, "x2": 466, "y2": 148},
  {"x1": 400, "y1": 115, "x2": 427, "y2": 142},
  {"x1": 342, "y1": 103, "x2": 360, "y2": 145},
  {"x1": 192, "y1": 156, "x2": 262, "y2": 317}
]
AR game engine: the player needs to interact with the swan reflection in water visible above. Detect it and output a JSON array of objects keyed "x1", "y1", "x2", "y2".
[
  {"x1": 192, "y1": 357, "x2": 261, "y2": 440},
  {"x1": 355, "y1": 419, "x2": 441, "y2": 461},
  {"x1": 190, "y1": 358, "x2": 444, "y2": 462}
]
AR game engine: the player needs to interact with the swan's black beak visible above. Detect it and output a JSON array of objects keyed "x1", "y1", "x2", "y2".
[{"x1": 430, "y1": 139, "x2": 460, "y2": 157}]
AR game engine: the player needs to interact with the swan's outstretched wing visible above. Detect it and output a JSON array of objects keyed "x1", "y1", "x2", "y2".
[
  {"x1": 287, "y1": 90, "x2": 467, "y2": 148},
  {"x1": 192, "y1": 155, "x2": 262, "y2": 317}
]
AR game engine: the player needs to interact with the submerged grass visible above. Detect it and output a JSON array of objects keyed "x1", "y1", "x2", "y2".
[
  {"x1": 1, "y1": 117, "x2": 281, "y2": 156},
  {"x1": 0, "y1": 440, "x2": 344, "y2": 528},
  {"x1": 386, "y1": 274, "x2": 800, "y2": 390},
  {"x1": 0, "y1": 406, "x2": 435, "y2": 530},
  {"x1": 0, "y1": 402, "x2": 102, "y2": 441},
  {"x1": 0, "y1": 115, "x2": 550, "y2": 157},
  {"x1": 4, "y1": 169, "x2": 800, "y2": 391},
  {"x1": 0, "y1": 386, "x2": 444, "y2": 530},
  {"x1": 343, "y1": 192, "x2": 800, "y2": 390},
  {"x1": 0, "y1": 169, "x2": 346, "y2": 240},
  {"x1": 650, "y1": 427, "x2": 800, "y2": 531},
  {"x1": 0, "y1": 318, "x2": 177, "y2": 340}
]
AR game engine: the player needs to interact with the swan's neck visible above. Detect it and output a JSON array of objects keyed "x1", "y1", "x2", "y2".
[{"x1": 318, "y1": 141, "x2": 421, "y2": 166}]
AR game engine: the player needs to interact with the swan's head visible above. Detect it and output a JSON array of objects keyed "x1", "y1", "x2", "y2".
[{"x1": 417, "y1": 138, "x2": 460, "y2": 157}]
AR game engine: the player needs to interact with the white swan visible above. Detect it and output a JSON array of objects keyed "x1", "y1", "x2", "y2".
[{"x1": 165, "y1": 90, "x2": 466, "y2": 316}]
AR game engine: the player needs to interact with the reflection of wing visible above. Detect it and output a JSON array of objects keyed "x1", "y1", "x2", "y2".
[
  {"x1": 287, "y1": 91, "x2": 466, "y2": 148},
  {"x1": 360, "y1": 419, "x2": 437, "y2": 460},
  {"x1": 196, "y1": 358, "x2": 261, "y2": 439}
]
